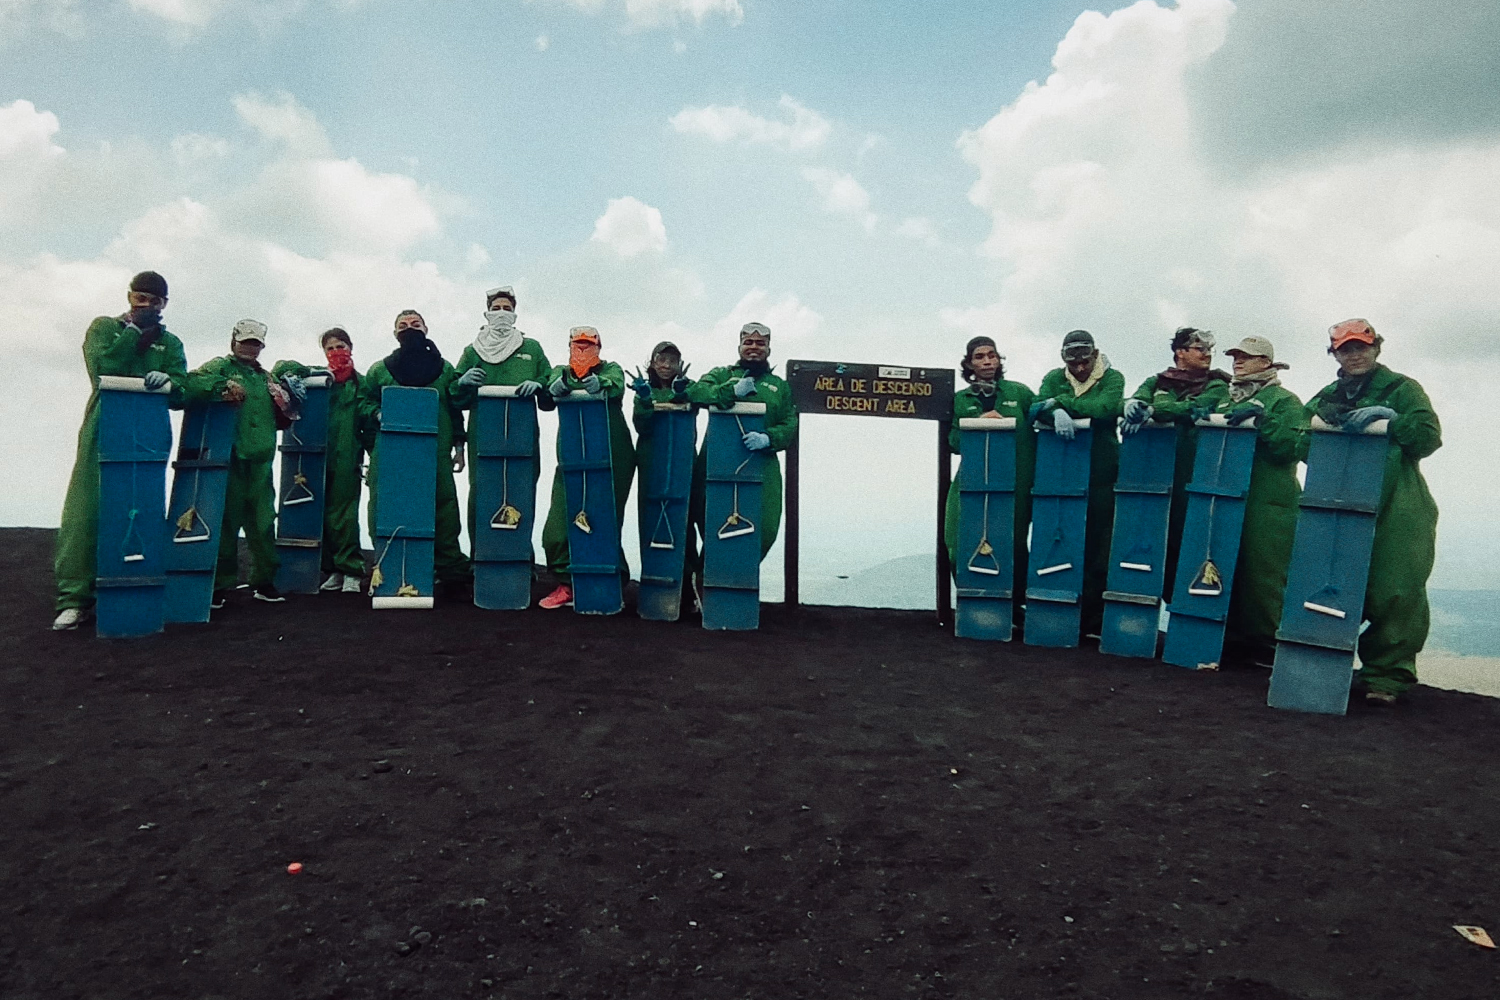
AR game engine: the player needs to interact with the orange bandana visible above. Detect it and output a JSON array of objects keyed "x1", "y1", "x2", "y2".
[{"x1": 569, "y1": 327, "x2": 601, "y2": 379}]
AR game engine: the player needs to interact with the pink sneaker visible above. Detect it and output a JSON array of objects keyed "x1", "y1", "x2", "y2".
[{"x1": 539, "y1": 584, "x2": 573, "y2": 610}]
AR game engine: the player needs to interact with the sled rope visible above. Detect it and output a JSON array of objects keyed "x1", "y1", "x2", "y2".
[
  {"x1": 571, "y1": 406, "x2": 592, "y2": 534},
  {"x1": 648, "y1": 413, "x2": 677, "y2": 550},
  {"x1": 1188, "y1": 431, "x2": 1231, "y2": 597},
  {"x1": 966, "y1": 433, "x2": 1001, "y2": 576},
  {"x1": 174, "y1": 414, "x2": 212, "y2": 544},
  {"x1": 281, "y1": 420, "x2": 315, "y2": 507},
  {"x1": 718, "y1": 414, "x2": 756, "y2": 540},
  {"x1": 489, "y1": 400, "x2": 523, "y2": 530}
]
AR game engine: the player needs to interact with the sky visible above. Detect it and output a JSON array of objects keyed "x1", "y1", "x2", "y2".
[{"x1": 3, "y1": 0, "x2": 1498, "y2": 592}]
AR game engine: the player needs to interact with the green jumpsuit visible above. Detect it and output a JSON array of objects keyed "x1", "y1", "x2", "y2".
[
  {"x1": 184, "y1": 356, "x2": 284, "y2": 590},
  {"x1": 449, "y1": 339, "x2": 554, "y2": 558},
  {"x1": 1210, "y1": 385, "x2": 1309, "y2": 654},
  {"x1": 1306, "y1": 365, "x2": 1441, "y2": 695},
  {"x1": 1130, "y1": 372, "x2": 1231, "y2": 597},
  {"x1": 687, "y1": 364, "x2": 799, "y2": 561},
  {"x1": 54, "y1": 317, "x2": 188, "y2": 612},
  {"x1": 1036, "y1": 365, "x2": 1125, "y2": 635},
  {"x1": 358, "y1": 360, "x2": 472, "y2": 585},
  {"x1": 634, "y1": 382, "x2": 699, "y2": 584},
  {"x1": 943, "y1": 381, "x2": 1037, "y2": 619},
  {"x1": 539, "y1": 361, "x2": 636, "y2": 581},
  {"x1": 270, "y1": 361, "x2": 367, "y2": 579}
]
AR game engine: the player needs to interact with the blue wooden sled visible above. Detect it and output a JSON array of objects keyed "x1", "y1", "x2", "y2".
[
  {"x1": 1267, "y1": 416, "x2": 1390, "y2": 714},
  {"x1": 95, "y1": 375, "x2": 173, "y2": 638},
  {"x1": 557, "y1": 391, "x2": 623, "y2": 615},
  {"x1": 637, "y1": 403, "x2": 697, "y2": 621},
  {"x1": 1100, "y1": 420, "x2": 1177, "y2": 658},
  {"x1": 702, "y1": 403, "x2": 767, "y2": 631},
  {"x1": 370, "y1": 386, "x2": 437, "y2": 609},
  {"x1": 164, "y1": 400, "x2": 237, "y2": 623},
  {"x1": 1024, "y1": 418, "x2": 1092, "y2": 648},
  {"x1": 954, "y1": 417, "x2": 1018, "y2": 641},
  {"x1": 472, "y1": 385, "x2": 539, "y2": 610},
  {"x1": 274, "y1": 373, "x2": 331, "y2": 594},
  {"x1": 1161, "y1": 416, "x2": 1258, "y2": 669}
]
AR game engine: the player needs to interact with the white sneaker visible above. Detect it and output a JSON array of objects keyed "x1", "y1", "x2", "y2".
[
  {"x1": 52, "y1": 607, "x2": 85, "y2": 631},
  {"x1": 341, "y1": 575, "x2": 363, "y2": 593},
  {"x1": 320, "y1": 573, "x2": 344, "y2": 592}
]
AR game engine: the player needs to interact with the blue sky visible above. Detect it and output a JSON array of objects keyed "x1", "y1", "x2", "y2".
[{"x1": 3, "y1": 0, "x2": 1498, "y2": 590}]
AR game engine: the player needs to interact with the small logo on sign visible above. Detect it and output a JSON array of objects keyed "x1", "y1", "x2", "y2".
[{"x1": 878, "y1": 366, "x2": 911, "y2": 379}]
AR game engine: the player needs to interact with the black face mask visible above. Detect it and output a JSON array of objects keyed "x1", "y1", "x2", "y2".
[
  {"x1": 740, "y1": 358, "x2": 770, "y2": 377},
  {"x1": 396, "y1": 327, "x2": 426, "y2": 346},
  {"x1": 130, "y1": 306, "x2": 162, "y2": 330}
]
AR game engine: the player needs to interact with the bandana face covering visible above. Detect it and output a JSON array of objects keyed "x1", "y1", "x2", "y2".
[
  {"x1": 325, "y1": 346, "x2": 354, "y2": 383},
  {"x1": 474, "y1": 309, "x2": 523, "y2": 365},
  {"x1": 569, "y1": 331, "x2": 601, "y2": 379}
]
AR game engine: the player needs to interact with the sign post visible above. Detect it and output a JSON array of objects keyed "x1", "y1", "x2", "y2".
[{"x1": 785, "y1": 360, "x2": 956, "y2": 626}]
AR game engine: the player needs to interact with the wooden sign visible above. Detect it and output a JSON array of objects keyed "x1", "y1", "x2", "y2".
[{"x1": 787, "y1": 360, "x2": 955, "y2": 421}]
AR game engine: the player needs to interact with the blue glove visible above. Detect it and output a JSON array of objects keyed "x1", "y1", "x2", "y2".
[
  {"x1": 672, "y1": 372, "x2": 690, "y2": 397},
  {"x1": 142, "y1": 371, "x2": 170, "y2": 391},
  {"x1": 1121, "y1": 398, "x2": 1151, "y2": 435},
  {"x1": 458, "y1": 366, "x2": 485, "y2": 387},
  {"x1": 1051, "y1": 407, "x2": 1076, "y2": 441},
  {"x1": 282, "y1": 374, "x2": 307, "y2": 402},
  {"x1": 733, "y1": 375, "x2": 757, "y2": 399},
  {"x1": 1344, "y1": 405, "x2": 1396, "y2": 432},
  {"x1": 582, "y1": 373, "x2": 602, "y2": 394},
  {"x1": 742, "y1": 430, "x2": 771, "y2": 452},
  {"x1": 548, "y1": 376, "x2": 569, "y2": 397},
  {"x1": 1027, "y1": 397, "x2": 1057, "y2": 422},
  {"x1": 1188, "y1": 404, "x2": 1212, "y2": 424},
  {"x1": 1226, "y1": 399, "x2": 1264, "y2": 426},
  {"x1": 630, "y1": 370, "x2": 652, "y2": 401},
  {"x1": 515, "y1": 380, "x2": 541, "y2": 397}
]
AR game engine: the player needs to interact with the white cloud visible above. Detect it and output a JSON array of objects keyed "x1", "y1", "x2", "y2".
[
  {"x1": 535, "y1": 0, "x2": 742, "y2": 29},
  {"x1": 233, "y1": 90, "x2": 331, "y2": 155},
  {"x1": 0, "y1": 98, "x2": 63, "y2": 163},
  {"x1": 800, "y1": 167, "x2": 877, "y2": 232},
  {"x1": 590, "y1": 196, "x2": 668, "y2": 257},
  {"x1": 129, "y1": 0, "x2": 226, "y2": 26},
  {"x1": 670, "y1": 94, "x2": 830, "y2": 150},
  {"x1": 895, "y1": 216, "x2": 939, "y2": 246},
  {"x1": 712, "y1": 288, "x2": 822, "y2": 345}
]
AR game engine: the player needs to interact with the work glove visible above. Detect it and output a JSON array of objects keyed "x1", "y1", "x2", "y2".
[
  {"x1": 548, "y1": 376, "x2": 569, "y2": 398},
  {"x1": 1051, "y1": 407, "x2": 1076, "y2": 441},
  {"x1": 1226, "y1": 399, "x2": 1265, "y2": 426},
  {"x1": 452, "y1": 444, "x2": 465, "y2": 474},
  {"x1": 222, "y1": 379, "x2": 247, "y2": 404},
  {"x1": 515, "y1": 380, "x2": 541, "y2": 397},
  {"x1": 582, "y1": 373, "x2": 602, "y2": 394},
  {"x1": 1121, "y1": 397, "x2": 1151, "y2": 435},
  {"x1": 630, "y1": 369, "x2": 652, "y2": 401},
  {"x1": 1188, "y1": 404, "x2": 1212, "y2": 425},
  {"x1": 1027, "y1": 397, "x2": 1057, "y2": 422},
  {"x1": 742, "y1": 430, "x2": 771, "y2": 452},
  {"x1": 1343, "y1": 405, "x2": 1397, "y2": 433},
  {"x1": 142, "y1": 371, "x2": 171, "y2": 392},
  {"x1": 672, "y1": 364, "x2": 691, "y2": 398},
  {"x1": 733, "y1": 375, "x2": 757, "y2": 399},
  {"x1": 282, "y1": 374, "x2": 307, "y2": 402},
  {"x1": 458, "y1": 366, "x2": 486, "y2": 388}
]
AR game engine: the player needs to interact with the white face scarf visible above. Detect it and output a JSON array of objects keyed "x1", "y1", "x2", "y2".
[{"x1": 473, "y1": 309, "x2": 524, "y2": 365}]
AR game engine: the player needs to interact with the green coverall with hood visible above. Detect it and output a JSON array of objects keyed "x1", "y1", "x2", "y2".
[
  {"x1": 687, "y1": 323, "x2": 799, "y2": 561},
  {"x1": 539, "y1": 328, "x2": 635, "y2": 582},
  {"x1": 449, "y1": 287, "x2": 554, "y2": 559},
  {"x1": 631, "y1": 342, "x2": 698, "y2": 589},
  {"x1": 1306, "y1": 321, "x2": 1441, "y2": 697},
  {"x1": 943, "y1": 336, "x2": 1036, "y2": 620},
  {"x1": 1207, "y1": 337, "x2": 1310, "y2": 658},
  {"x1": 54, "y1": 283, "x2": 188, "y2": 613},
  {"x1": 358, "y1": 314, "x2": 471, "y2": 586},
  {"x1": 184, "y1": 320, "x2": 297, "y2": 592},
  {"x1": 1036, "y1": 333, "x2": 1125, "y2": 635},
  {"x1": 270, "y1": 334, "x2": 366, "y2": 582}
]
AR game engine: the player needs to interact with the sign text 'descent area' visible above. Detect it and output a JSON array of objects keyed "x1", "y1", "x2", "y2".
[{"x1": 787, "y1": 360, "x2": 955, "y2": 421}]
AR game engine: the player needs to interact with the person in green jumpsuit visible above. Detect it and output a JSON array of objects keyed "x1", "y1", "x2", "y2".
[
  {"x1": 687, "y1": 322, "x2": 799, "y2": 562},
  {"x1": 943, "y1": 336, "x2": 1036, "y2": 627},
  {"x1": 185, "y1": 319, "x2": 306, "y2": 606},
  {"x1": 53, "y1": 270, "x2": 188, "y2": 630},
  {"x1": 450, "y1": 285, "x2": 554, "y2": 579},
  {"x1": 630, "y1": 342, "x2": 698, "y2": 606},
  {"x1": 1032, "y1": 329, "x2": 1125, "y2": 638},
  {"x1": 1306, "y1": 318, "x2": 1442, "y2": 705},
  {"x1": 1121, "y1": 327, "x2": 1232, "y2": 599},
  {"x1": 1204, "y1": 336, "x2": 1310, "y2": 666},
  {"x1": 538, "y1": 326, "x2": 636, "y2": 610},
  {"x1": 270, "y1": 327, "x2": 367, "y2": 593},
  {"x1": 358, "y1": 309, "x2": 472, "y2": 598}
]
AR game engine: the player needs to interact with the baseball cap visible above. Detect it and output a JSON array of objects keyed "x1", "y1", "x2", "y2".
[
  {"x1": 232, "y1": 319, "x2": 268, "y2": 344},
  {"x1": 1328, "y1": 318, "x2": 1376, "y2": 350},
  {"x1": 1226, "y1": 335, "x2": 1276, "y2": 360}
]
